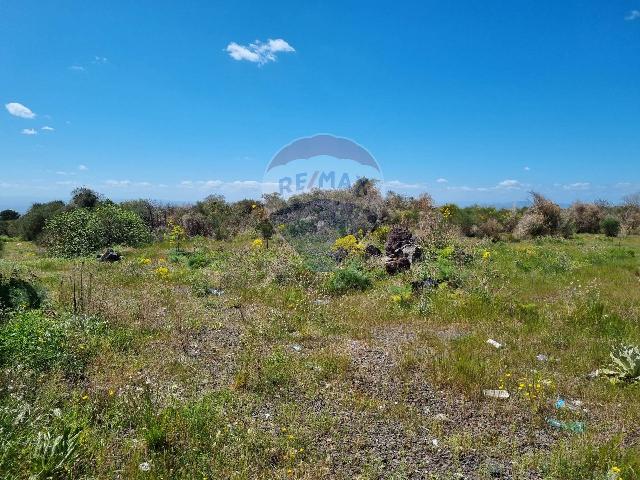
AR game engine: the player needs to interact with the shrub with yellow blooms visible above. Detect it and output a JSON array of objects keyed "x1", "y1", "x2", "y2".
[{"x1": 332, "y1": 234, "x2": 364, "y2": 255}]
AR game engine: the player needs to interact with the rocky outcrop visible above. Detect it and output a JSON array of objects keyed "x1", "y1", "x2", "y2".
[{"x1": 384, "y1": 227, "x2": 421, "y2": 274}]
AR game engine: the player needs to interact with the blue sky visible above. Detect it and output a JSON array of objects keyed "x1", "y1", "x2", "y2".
[{"x1": 1, "y1": 0, "x2": 639, "y2": 210}]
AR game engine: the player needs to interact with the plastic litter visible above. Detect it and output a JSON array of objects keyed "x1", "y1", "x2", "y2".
[
  {"x1": 207, "y1": 288, "x2": 224, "y2": 296},
  {"x1": 291, "y1": 344, "x2": 303, "y2": 352},
  {"x1": 483, "y1": 389, "x2": 510, "y2": 399},
  {"x1": 487, "y1": 339, "x2": 503, "y2": 349},
  {"x1": 547, "y1": 418, "x2": 586, "y2": 433}
]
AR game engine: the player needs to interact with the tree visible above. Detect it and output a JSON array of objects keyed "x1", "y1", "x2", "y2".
[
  {"x1": 70, "y1": 187, "x2": 101, "y2": 209},
  {"x1": 0, "y1": 210, "x2": 19, "y2": 221},
  {"x1": 18, "y1": 201, "x2": 66, "y2": 241},
  {"x1": 257, "y1": 218, "x2": 275, "y2": 248}
]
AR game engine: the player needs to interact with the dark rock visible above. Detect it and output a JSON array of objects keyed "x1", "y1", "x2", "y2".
[
  {"x1": 364, "y1": 244, "x2": 382, "y2": 258},
  {"x1": 98, "y1": 249, "x2": 121, "y2": 262},
  {"x1": 385, "y1": 256, "x2": 411, "y2": 275},
  {"x1": 331, "y1": 247, "x2": 349, "y2": 263},
  {"x1": 411, "y1": 277, "x2": 440, "y2": 292},
  {"x1": 384, "y1": 227, "x2": 420, "y2": 275}
]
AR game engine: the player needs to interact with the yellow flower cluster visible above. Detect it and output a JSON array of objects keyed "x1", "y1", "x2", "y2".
[
  {"x1": 137, "y1": 257, "x2": 152, "y2": 265},
  {"x1": 252, "y1": 238, "x2": 264, "y2": 249},
  {"x1": 482, "y1": 250, "x2": 492, "y2": 260},
  {"x1": 332, "y1": 234, "x2": 364, "y2": 254},
  {"x1": 155, "y1": 266, "x2": 170, "y2": 279}
]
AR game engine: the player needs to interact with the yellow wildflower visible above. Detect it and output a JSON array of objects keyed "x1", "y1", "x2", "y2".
[{"x1": 252, "y1": 238, "x2": 264, "y2": 249}]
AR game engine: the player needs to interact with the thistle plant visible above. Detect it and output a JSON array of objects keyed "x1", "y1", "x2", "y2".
[{"x1": 599, "y1": 344, "x2": 640, "y2": 384}]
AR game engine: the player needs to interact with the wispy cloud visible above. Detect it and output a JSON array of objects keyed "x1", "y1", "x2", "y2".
[
  {"x1": 383, "y1": 180, "x2": 423, "y2": 189},
  {"x1": 497, "y1": 179, "x2": 524, "y2": 189},
  {"x1": 69, "y1": 56, "x2": 108, "y2": 73},
  {"x1": 105, "y1": 180, "x2": 152, "y2": 187},
  {"x1": 41, "y1": 126, "x2": 55, "y2": 131},
  {"x1": 78, "y1": 164, "x2": 88, "y2": 171},
  {"x1": 179, "y1": 179, "x2": 278, "y2": 191},
  {"x1": 561, "y1": 182, "x2": 591, "y2": 191},
  {"x1": 5, "y1": 102, "x2": 36, "y2": 119},
  {"x1": 625, "y1": 10, "x2": 640, "y2": 21},
  {"x1": 21, "y1": 128, "x2": 37, "y2": 135},
  {"x1": 226, "y1": 38, "x2": 295, "y2": 65},
  {"x1": 524, "y1": 166, "x2": 530, "y2": 171},
  {"x1": 436, "y1": 178, "x2": 448, "y2": 184}
]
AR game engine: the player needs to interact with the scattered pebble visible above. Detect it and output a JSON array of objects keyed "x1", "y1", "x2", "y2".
[
  {"x1": 139, "y1": 462, "x2": 151, "y2": 472},
  {"x1": 536, "y1": 354, "x2": 548, "y2": 362},
  {"x1": 486, "y1": 339, "x2": 503, "y2": 349},
  {"x1": 291, "y1": 344, "x2": 303, "y2": 352}
]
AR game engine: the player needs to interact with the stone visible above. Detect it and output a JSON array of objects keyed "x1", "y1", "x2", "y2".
[
  {"x1": 364, "y1": 244, "x2": 382, "y2": 258},
  {"x1": 98, "y1": 249, "x2": 121, "y2": 262}
]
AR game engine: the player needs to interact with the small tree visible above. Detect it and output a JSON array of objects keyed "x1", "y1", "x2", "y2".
[
  {"x1": 256, "y1": 219, "x2": 275, "y2": 248},
  {"x1": 601, "y1": 217, "x2": 621, "y2": 237},
  {"x1": 167, "y1": 223, "x2": 187, "y2": 251}
]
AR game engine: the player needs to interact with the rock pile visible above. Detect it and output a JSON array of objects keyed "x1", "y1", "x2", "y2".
[{"x1": 384, "y1": 227, "x2": 421, "y2": 274}]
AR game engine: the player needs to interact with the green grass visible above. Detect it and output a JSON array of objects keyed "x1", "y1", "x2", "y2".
[{"x1": 0, "y1": 234, "x2": 639, "y2": 478}]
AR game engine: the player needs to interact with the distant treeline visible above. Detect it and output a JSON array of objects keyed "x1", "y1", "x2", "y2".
[{"x1": 1, "y1": 182, "x2": 639, "y2": 257}]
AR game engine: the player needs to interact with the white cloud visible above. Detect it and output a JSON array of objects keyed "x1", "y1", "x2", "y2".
[
  {"x1": 226, "y1": 38, "x2": 295, "y2": 65},
  {"x1": 436, "y1": 178, "x2": 448, "y2": 184},
  {"x1": 21, "y1": 128, "x2": 37, "y2": 135},
  {"x1": 78, "y1": 164, "x2": 88, "y2": 171},
  {"x1": 625, "y1": 10, "x2": 640, "y2": 21},
  {"x1": 562, "y1": 182, "x2": 591, "y2": 191},
  {"x1": 5, "y1": 102, "x2": 36, "y2": 119},
  {"x1": 93, "y1": 56, "x2": 108, "y2": 64},
  {"x1": 524, "y1": 166, "x2": 530, "y2": 171},
  {"x1": 69, "y1": 65, "x2": 86, "y2": 72},
  {"x1": 497, "y1": 179, "x2": 524, "y2": 189},
  {"x1": 383, "y1": 180, "x2": 423, "y2": 189},
  {"x1": 104, "y1": 180, "x2": 153, "y2": 188},
  {"x1": 41, "y1": 126, "x2": 55, "y2": 131}
]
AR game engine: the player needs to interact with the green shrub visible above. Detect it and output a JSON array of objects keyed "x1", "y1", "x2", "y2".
[
  {"x1": 42, "y1": 204, "x2": 151, "y2": 257},
  {"x1": 17, "y1": 201, "x2": 65, "y2": 241},
  {"x1": 0, "y1": 273, "x2": 44, "y2": 312},
  {"x1": 325, "y1": 266, "x2": 372, "y2": 294},
  {"x1": 0, "y1": 310, "x2": 103, "y2": 374},
  {"x1": 187, "y1": 251, "x2": 211, "y2": 269},
  {"x1": 601, "y1": 216, "x2": 621, "y2": 237}
]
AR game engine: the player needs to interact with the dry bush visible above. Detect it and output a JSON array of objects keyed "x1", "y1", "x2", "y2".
[
  {"x1": 478, "y1": 218, "x2": 502, "y2": 241},
  {"x1": 570, "y1": 202, "x2": 604, "y2": 233},
  {"x1": 621, "y1": 193, "x2": 640, "y2": 235},
  {"x1": 181, "y1": 212, "x2": 212, "y2": 237},
  {"x1": 514, "y1": 193, "x2": 563, "y2": 239}
]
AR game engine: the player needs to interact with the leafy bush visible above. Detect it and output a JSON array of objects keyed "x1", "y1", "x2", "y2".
[
  {"x1": 325, "y1": 265, "x2": 372, "y2": 294},
  {"x1": 601, "y1": 217, "x2": 621, "y2": 237},
  {"x1": 42, "y1": 204, "x2": 151, "y2": 257},
  {"x1": 0, "y1": 272, "x2": 44, "y2": 312},
  {"x1": 187, "y1": 251, "x2": 211, "y2": 269},
  {"x1": 17, "y1": 201, "x2": 65, "y2": 241},
  {"x1": 599, "y1": 344, "x2": 640, "y2": 384}
]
